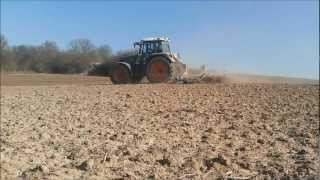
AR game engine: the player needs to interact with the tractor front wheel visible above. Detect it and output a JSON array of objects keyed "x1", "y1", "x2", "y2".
[{"x1": 111, "y1": 64, "x2": 132, "y2": 84}]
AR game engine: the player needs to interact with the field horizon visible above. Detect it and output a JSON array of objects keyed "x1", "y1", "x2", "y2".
[{"x1": 1, "y1": 72, "x2": 318, "y2": 86}]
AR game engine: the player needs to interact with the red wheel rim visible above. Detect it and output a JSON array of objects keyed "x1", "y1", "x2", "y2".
[{"x1": 149, "y1": 61, "x2": 169, "y2": 82}]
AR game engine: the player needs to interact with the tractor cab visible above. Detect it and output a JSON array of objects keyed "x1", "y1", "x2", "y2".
[{"x1": 134, "y1": 37, "x2": 171, "y2": 55}]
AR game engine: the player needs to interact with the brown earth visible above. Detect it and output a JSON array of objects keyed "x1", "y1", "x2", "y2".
[
  {"x1": 1, "y1": 73, "x2": 110, "y2": 86},
  {"x1": 1, "y1": 73, "x2": 319, "y2": 179}
]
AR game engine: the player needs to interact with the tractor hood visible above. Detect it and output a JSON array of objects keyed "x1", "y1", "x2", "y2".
[
  {"x1": 150, "y1": 52, "x2": 183, "y2": 63},
  {"x1": 172, "y1": 53, "x2": 182, "y2": 62}
]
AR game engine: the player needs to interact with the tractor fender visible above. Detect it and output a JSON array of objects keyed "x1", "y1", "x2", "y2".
[
  {"x1": 147, "y1": 54, "x2": 175, "y2": 64},
  {"x1": 114, "y1": 62, "x2": 132, "y2": 72}
]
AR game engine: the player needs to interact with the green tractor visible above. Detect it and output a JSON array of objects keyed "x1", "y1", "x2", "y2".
[{"x1": 109, "y1": 37, "x2": 187, "y2": 84}]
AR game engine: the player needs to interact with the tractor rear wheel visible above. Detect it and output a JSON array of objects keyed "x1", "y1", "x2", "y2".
[
  {"x1": 111, "y1": 64, "x2": 132, "y2": 84},
  {"x1": 146, "y1": 57, "x2": 176, "y2": 83}
]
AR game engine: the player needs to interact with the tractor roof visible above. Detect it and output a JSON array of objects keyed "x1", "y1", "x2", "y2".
[
  {"x1": 134, "y1": 37, "x2": 170, "y2": 45},
  {"x1": 142, "y1": 37, "x2": 169, "y2": 42}
]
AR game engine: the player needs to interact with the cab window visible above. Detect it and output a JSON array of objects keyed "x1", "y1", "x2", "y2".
[{"x1": 160, "y1": 42, "x2": 170, "y2": 53}]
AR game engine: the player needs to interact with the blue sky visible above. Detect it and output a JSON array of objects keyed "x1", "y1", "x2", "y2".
[{"x1": 1, "y1": 1, "x2": 319, "y2": 79}]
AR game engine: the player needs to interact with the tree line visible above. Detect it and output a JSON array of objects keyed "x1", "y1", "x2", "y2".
[{"x1": 0, "y1": 35, "x2": 113, "y2": 74}]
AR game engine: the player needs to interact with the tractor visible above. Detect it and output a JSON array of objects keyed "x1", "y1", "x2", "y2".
[{"x1": 109, "y1": 37, "x2": 187, "y2": 84}]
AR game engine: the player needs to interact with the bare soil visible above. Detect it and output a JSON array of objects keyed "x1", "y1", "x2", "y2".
[
  {"x1": 1, "y1": 73, "x2": 319, "y2": 179},
  {"x1": 1, "y1": 73, "x2": 110, "y2": 86}
]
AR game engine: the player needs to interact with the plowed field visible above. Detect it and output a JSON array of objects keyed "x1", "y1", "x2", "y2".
[{"x1": 1, "y1": 73, "x2": 319, "y2": 179}]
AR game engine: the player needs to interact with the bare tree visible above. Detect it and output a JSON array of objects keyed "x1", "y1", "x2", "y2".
[
  {"x1": 1, "y1": 35, "x2": 8, "y2": 50},
  {"x1": 69, "y1": 39, "x2": 95, "y2": 54},
  {"x1": 0, "y1": 35, "x2": 17, "y2": 71},
  {"x1": 12, "y1": 45, "x2": 38, "y2": 71},
  {"x1": 33, "y1": 41, "x2": 60, "y2": 72},
  {"x1": 1, "y1": 36, "x2": 113, "y2": 74},
  {"x1": 97, "y1": 45, "x2": 112, "y2": 62}
]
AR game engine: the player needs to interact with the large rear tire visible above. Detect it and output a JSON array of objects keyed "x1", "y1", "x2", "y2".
[
  {"x1": 146, "y1": 57, "x2": 177, "y2": 83},
  {"x1": 111, "y1": 64, "x2": 132, "y2": 84}
]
